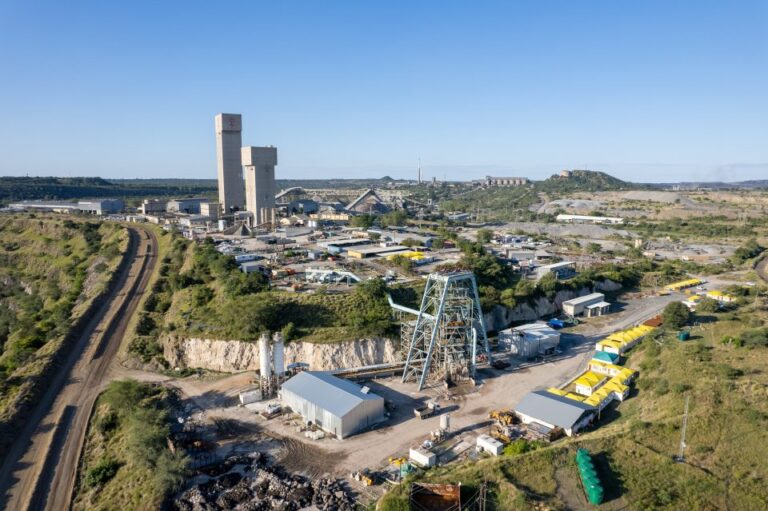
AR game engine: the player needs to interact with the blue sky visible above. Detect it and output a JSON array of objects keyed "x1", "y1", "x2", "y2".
[{"x1": 0, "y1": 1, "x2": 766, "y2": 182}]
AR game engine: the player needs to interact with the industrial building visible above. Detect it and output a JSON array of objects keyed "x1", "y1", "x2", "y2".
[
  {"x1": 346, "y1": 245, "x2": 409, "y2": 259},
  {"x1": 562, "y1": 293, "x2": 610, "y2": 317},
  {"x1": 243, "y1": 146, "x2": 277, "y2": 226},
  {"x1": 556, "y1": 214, "x2": 624, "y2": 225},
  {"x1": 8, "y1": 199, "x2": 123, "y2": 215},
  {"x1": 167, "y1": 198, "x2": 210, "y2": 215},
  {"x1": 535, "y1": 261, "x2": 576, "y2": 281},
  {"x1": 280, "y1": 371, "x2": 385, "y2": 439},
  {"x1": 215, "y1": 113, "x2": 246, "y2": 214},
  {"x1": 498, "y1": 322, "x2": 560, "y2": 358},
  {"x1": 514, "y1": 390, "x2": 596, "y2": 437},
  {"x1": 75, "y1": 199, "x2": 123, "y2": 215},
  {"x1": 482, "y1": 176, "x2": 529, "y2": 187},
  {"x1": 140, "y1": 199, "x2": 167, "y2": 215},
  {"x1": 200, "y1": 201, "x2": 220, "y2": 220}
]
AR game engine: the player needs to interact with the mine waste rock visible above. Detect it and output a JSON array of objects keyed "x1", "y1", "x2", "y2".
[{"x1": 174, "y1": 453, "x2": 356, "y2": 511}]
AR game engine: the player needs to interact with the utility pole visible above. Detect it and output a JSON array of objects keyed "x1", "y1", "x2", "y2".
[{"x1": 676, "y1": 394, "x2": 690, "y2": 462}]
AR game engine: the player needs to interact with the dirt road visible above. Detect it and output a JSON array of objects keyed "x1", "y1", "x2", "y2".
[
  {"x1": 756, "y1": 256, "x2": 768, "y2": 284},
  {"x1": 0, "y1": 226, "x2": 158, "y2": 511}
]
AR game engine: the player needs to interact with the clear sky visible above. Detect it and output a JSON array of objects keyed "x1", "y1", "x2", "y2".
[{"x1": 0, "y1": 1, "x2": 766, "y2": 182}]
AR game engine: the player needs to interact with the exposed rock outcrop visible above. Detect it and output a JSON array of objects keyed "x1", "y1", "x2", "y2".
[
  {"x1": 483, "y1": 279, "x2": 621, "y2": 332},
  {"x1": 163, "y1": 336, "x2": 399, "y2": 373}
]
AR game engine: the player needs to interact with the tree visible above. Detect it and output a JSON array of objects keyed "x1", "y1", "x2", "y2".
[
  {"x1": 696, "y1": 297, "x2": 719, "y2": 313},
  {"x1": 476, "y1": 228, "x2": 494, "y2": 244},
  {"x1": 663, "y1": 301, "x2": 690, "y2": 329},
  {"x1": 350, "y1": 214, "x2": 375, "y2": 229}
]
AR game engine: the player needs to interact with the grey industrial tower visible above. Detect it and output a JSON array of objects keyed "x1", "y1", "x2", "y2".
[
  {"x1": 215, "y1": 113, "x2": 246, "y2": 214},
  {"x1": 242, "y1": 146, "x2": 277, "y2": 226}
]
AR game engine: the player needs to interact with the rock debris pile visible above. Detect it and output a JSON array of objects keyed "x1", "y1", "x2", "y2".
[{"x1": 174, "y1": 453, "x2": 356, "y2": 511}]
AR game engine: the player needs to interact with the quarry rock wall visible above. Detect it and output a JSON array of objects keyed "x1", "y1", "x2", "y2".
[{"x1": 163, "y1": 336, "x2": 400, "y2": 373}]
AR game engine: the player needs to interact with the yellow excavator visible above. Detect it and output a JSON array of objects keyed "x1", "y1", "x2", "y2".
[
  {"x1": 489, "y1": 409, "x2": 516, "y2": 426},
  {"x1": 351, "y1": 469, "x2": 374, "y2": 486}
]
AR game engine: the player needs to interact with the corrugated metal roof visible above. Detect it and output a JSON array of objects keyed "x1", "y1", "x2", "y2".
[
  {"x1": 562, "y1": 293, "x2": 605, "y2": 307},
  {"x1": 281, "y1": 371, "x2": 383, "y2": 418},
  {"x1": 592, "y1": 351, "x2": 618, "y2": 363},
  {"x1": 515, "y1": 390, "x2": 596, "y2": 429}
]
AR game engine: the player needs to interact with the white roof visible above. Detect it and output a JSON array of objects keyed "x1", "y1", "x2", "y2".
[
  {"x1": 586, "y1": 301, "x2": 611, "y2": 309},
  {"x1": 562, "y1": 293, "x2": 605, "y2": 306},
  {"x1": 281, "y1": 371, "x2": 383, "y2": 418}
]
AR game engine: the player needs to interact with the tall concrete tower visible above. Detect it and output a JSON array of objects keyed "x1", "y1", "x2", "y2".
[
  {"x1": 215, "y1": 113, "x2": 245, "y2": 214},
  {"x1": 242, "y1": 146, "x2": 277, "y2": 226}
]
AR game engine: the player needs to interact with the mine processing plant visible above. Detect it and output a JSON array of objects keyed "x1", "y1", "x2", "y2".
[{"x1": 400, "y1": 271, "x2": 490, "y2": 390}]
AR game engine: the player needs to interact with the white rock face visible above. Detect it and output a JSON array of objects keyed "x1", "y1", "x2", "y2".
[{"x1": 162, "y1": 336, "x2": 400, "y2": 373}]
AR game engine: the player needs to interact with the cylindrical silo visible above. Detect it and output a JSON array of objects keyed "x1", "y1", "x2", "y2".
[
  {"x1": 272, "y1": 332, "x2": 285, "y2": 377},
  {"x1": 259, "y1": 333, "x2": 272, "y2": 379},
  {"x1": 440, "y1": 413, "x2": 450, "y2": 431}
]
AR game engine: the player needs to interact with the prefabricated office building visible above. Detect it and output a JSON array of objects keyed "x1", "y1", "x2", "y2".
[{"x1": 280, "y1": 371, "x2": 385, "y2": 439}]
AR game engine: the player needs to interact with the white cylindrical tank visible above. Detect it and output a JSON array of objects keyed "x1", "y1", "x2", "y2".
[
  {"x1": 259, "y1": 333, "x2": 272, "y2": 379},
  {"x1": 440, "y1": 413, "x2": 451, "y2": 431},
  {"x1": 272, "y1": 332, "x2": 285, "y2": 377}
]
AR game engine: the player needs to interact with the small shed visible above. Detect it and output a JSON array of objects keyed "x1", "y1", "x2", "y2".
[
  {"x1": 562, "y1": 293, "x2": 609, "y2": 317},
  {"x1": 476, "y1": 434, "x2": 504, "y2": 456}
]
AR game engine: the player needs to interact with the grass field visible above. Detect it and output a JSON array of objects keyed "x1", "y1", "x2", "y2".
[{"x1": 379, "y1": 293, "x2": 768, "y2": 511}]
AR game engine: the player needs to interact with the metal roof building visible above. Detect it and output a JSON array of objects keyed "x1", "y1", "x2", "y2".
[
  {"x1": 498, "y1": 322, "x2": 561, "y2": 358},
  {"x1": 280, "y1": 371, "x2": 385, "y2": 439},
  {"x1": 514, "y1": 390, "x2": 596, "y2": 436}
]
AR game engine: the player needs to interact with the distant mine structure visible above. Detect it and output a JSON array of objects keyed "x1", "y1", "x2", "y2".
[{"x1": 398, "y1": 271, "x2": 490, "y2": 390}]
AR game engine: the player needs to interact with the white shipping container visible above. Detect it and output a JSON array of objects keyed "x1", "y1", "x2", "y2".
[
  {"x1": 476, "y1": 434, "x2": 503, "y2": 456},
  {"x1": 409, "y1": 447, "x2": 437, "y2": 468},
  {"x1": 239, "y1": 389, "x2": 262, "y2": 405}
]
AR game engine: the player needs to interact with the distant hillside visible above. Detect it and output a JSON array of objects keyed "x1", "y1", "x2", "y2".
[
  {"x1": 537, "y1": 170, "x2": 646, "y2": 193},
  {"x1": 0, "y1": 176, "x2": 217, "y2": 202},
  {"x1": 654, "y1": 180, "x2": 768, "y2": 190}
]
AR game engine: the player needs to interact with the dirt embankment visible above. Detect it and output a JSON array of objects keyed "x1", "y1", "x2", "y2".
[
  {"x1": 162, "y1": 336, "x2": 399, "y2": 373},
  {"x1": 0, "y1": 228, "x2": 136, "y2": 464}
]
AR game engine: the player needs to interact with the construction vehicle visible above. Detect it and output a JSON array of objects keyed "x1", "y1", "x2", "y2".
[
  {"x1": 351, "y1": 469, "x2": 374, "y2": 486},
  {"x1": 489, "y1": 409, "x2": 516, "y2": 426}
]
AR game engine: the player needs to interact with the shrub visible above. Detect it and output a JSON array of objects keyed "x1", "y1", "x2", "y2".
[
  {"x1": 85, "y1": 458, "x2": 120, "y2": 487},
  {"x1": 663, "y1": 302, "x2": 690, "y2": 329}
]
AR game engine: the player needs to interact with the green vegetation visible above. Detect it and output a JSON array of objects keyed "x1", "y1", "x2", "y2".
[
  {"x1": 74, "y1": 379, "x2": 188, "y2": 510},
  {"x1": 662, "y1": 301, "x2": 691, "y2": 329},
  {"x1": 731, "y1": 239, "x2": 764, "y2": 264},
  {"x1": 130, "y1": 237, "x2": 399, "y2": 363},
  {"x1": 0, "y1": 176, "x2": 217, "y2": 202},
  {"x1": 379, "y1": 290, "x2": 768, "y2": 510},
  {"x1": 0, "y1": 216, "x2": 126, "y2": 457}
]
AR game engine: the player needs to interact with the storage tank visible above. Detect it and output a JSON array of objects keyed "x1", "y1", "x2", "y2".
[
  {"x1": 259, "y1": 333, "x2": 272, "y2": 379},
  {"x1": 440, "y1": 413, "x2": 451, "y2": 431},
  {"x1": 272, "y1": 332, "x2": 285, "y2": 377}
]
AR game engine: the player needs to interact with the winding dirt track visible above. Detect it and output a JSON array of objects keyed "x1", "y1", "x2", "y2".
[{"x1": 0, "y1": 225, "x2": 158, "y2": 511}]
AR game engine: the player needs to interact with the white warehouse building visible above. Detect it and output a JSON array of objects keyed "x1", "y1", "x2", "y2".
[
  {"x1": 498, "y1": 322, "x2": 561, "y2": 358},
  {"x1": 280, "y1": 371, "x2": 385, "y2": 439},
  {"x1": 562, "y1": 292, "x2": 611, "y2": 317}
]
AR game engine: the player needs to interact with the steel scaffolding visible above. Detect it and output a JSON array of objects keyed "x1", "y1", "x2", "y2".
[{"x1": 401, "y1": 271, "x2": 490, "y2": 390}]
